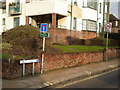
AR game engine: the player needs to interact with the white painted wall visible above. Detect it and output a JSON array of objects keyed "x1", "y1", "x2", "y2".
[
  {"x1": 0, "y1": 0, "x2": 26, "y2": 34},
  {"x1": 77, "y1": 19, "x2": 82, "y2": 31},
  {"x1": 82, "y1": 8, "x2": 97, "y2": 21},
  {"x1": 0, "y1": 9, "x2": 2, "y2": 34},
  {"x1": 26, "y1": 1, "x2": 55, "y2": 16},
  {"x1": 26, "y1": 0, "x2": 67, "y2": 16},
  {"x1": 0, "y1": 0, "x2": 109, "y2": 34},
  {"x1": 58, "y1": 17, "x2": 68, "y2": 29},
  {"x1": 55, "y1": 1, "x2": 67, "y2": 16}
]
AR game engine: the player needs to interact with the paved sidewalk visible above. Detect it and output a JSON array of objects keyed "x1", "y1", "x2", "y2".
[{"x1": 2, "y1": 58, "x2": 119, "y2": 89}]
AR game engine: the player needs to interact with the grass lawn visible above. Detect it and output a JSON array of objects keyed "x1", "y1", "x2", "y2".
[{"x1": 52, "y1": 45, "x2": 120, "y2": 53}]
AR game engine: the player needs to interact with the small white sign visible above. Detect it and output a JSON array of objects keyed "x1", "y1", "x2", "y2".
[{"x1": 20, "y1": 59, "x2": 39, "y2": 64}]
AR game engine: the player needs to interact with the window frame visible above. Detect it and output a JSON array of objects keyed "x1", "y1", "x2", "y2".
[
  {"x1": 2, "y1": 18, "x2": 5, "y2": 25},
  {"x1": 73, "y1": 17, "x2": 77, "y2": 30},
  {"x1": 13, "y1": 17, "x2": 20, "y2": 27},
  {"x1": 82, "y1": 19, "x2": 97, "y2": 32},
  {"x1": 83, "y1": 0, "x2": 98, "y2": 10}
]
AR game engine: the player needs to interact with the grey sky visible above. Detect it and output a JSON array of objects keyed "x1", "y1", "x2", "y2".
[{"x1": 110, "y1": 0, "x2": 120, "y2": 19}]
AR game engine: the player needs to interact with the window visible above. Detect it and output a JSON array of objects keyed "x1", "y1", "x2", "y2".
[
  {"x1": 82, "y1": 20, "x2": 87, "y2": 30},
  {"x1": 2, "y1": 1, "x2": 6, "y2": 14},
  {"x1": 74, "y1": 1, "x2": 77, "y2": 6},
  {"x1": 14, "y1": 17, "x2": 19, "y2": 27},
  {"x1": 83, "y1": 0, "x2": 88, "y2": 7},
  {"x1": 99, "y1": 23, "x2": 102, "y2": 32},
  {"x1": 73, "y1": 17, "x2": 77, "y2": 30},
  {"x1": 2, "y1": 9, "x2": 6, "y2": 14},
  {"x1": 83, "y1": 0, "x2": 97, "y2": 10},
  {"x1": 99, "y1": 3, "x2": 102, "y2": 13},
  {"x1": 116, "y1": 21, "x2": 118, "y2": 27},
  {"x1": 82, "y1": 19, "x2": 97, "y2": 31},
  {"x1": 2, "y1": 18, "x2": 5, "y2": 25},
  {"x1": 26, "y1": 0, "x2": 30, "y2": 3}
]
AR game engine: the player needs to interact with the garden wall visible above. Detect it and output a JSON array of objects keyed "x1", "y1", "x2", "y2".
[
  {"x1": 48, "y1": 28, "x2": 96, "y2": 44},
  {"x1": 2, "y1": 48, "x2": 120, "y2": 79}
]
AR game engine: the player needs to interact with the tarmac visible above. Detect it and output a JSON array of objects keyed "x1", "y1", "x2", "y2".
[{"x1": 1, "y1": 58, "x2": 120, "y2": 89}]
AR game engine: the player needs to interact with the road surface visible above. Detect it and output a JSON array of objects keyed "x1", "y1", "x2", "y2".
[{"x1": 54, "y1": 68, "x2": 120, "y2": 88}]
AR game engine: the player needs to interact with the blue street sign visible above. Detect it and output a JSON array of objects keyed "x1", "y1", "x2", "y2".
[{"x1": 40, "y1": 23, "x2": 48, "y2": 32}]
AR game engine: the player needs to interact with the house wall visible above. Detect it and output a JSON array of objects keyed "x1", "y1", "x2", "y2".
[
  {"x1": 82, "y1": 8, "x2": 97, "y2": 21},
  {"x1": 0, "y1": 0, "x2": 110, "y2": 37},
  {"x1": 0, "y1": 0, "x2": 26, "y2": 33},
  {"x1": 0, "y1": 9, "x2": 2, "y2": 34},
  {"x1": 58, "y1": 17, "x2": 68, "y2": 29},
  {"x1": 26, "y1": 0, "x2": 68, "y2": 16}
]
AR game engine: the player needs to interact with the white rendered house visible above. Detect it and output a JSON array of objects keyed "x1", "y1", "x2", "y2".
[{"x1": 0, "y1": 0, "x2": 109, "y2": 38}]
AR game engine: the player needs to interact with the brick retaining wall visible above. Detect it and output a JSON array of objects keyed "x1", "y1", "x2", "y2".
[
  {"x1": 2, "y1": 48, "x2": 120, "y2": 79},
  {"x1": 48, "y1": 28, "x2": 96, "y2": 44},
  {"x1": 43, "y1": 51, "x2": 103, "y2": 72}
]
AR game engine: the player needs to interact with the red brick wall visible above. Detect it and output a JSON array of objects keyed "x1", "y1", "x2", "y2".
[
  {"x1": 48, "y1": 28, "x2": 96, "y2": 44},
  {"x1": 104, "y1": 48, "x2": 120, "y2": 60},
  {"x1": 2, "y1": 48, "x2": 120, "y2": 79},
  {"x1": 2, "y1": 59, "x2": 41, "y2": 79},
  {"x1": 43, "y1": 51, "x2": 104, "y2": 72}
]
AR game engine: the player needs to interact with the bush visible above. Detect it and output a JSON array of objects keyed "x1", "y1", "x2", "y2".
[
  {"x1": 66, "y1": 36, "x2": 85, "y2": 45},
  {"x1": 2, "y1": 52, "x2": 12, "y2": 60},
  {"x1": 88, "y1": 37, "x2": 107, "y2": 46},
  {"x1": 85, "y1": 39, "x2": 90, "y2": 45},
  {"x1": 2, "y1": 25, "x2": 61, "y2": 58},
  {"x1": 104, "y1": 33, "x2": 120, "y2": 40},
  {"x1": 66, "y1": 36, "x2": 118, "y2": 46},
  {"x1": 2, "y1": 42, "x2": 12, "y2": 50},
  {"x1": 104, "y1": 33, "x2": 120, "y2": 46},
  {"x1": 2, "y1": 25, "x2": 40, "y2": 45}
]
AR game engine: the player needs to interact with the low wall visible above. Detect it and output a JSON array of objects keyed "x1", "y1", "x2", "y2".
[
  {"x1": 48, "y1": 28, "x2": 96, "y2": 44},
  {"x1": 43, "y1": 51, "x2": 103, "y2": 72},
  {"x1": 2, "y1": 59, "x2": 41, "y2": 79},
  {"x1": 2, "y1": 48, "x2": 120, "y2": 79}
]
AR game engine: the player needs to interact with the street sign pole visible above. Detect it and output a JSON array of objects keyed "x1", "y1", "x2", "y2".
[
  {"x1": 41, "y1": 37, "x2": 45, "y2": 74},
  {"x1": 106, "y1": 32, "x2": 109, "y2": 62},
  {"x1": 40, "y1": 23, "x2": 48, "y2": 74},
  {"x1": 104, "y1": 22, "x2": 112, "y2": 62}
]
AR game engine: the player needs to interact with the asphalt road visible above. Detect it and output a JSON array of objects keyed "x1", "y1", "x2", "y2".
[{"x1": 54, "y1": 68, "x2": 120, "y2": 88}]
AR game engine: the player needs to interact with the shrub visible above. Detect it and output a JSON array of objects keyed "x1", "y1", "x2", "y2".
[
  {"x1": 104, "y1": 33, "x2": 120, "y2": 40},
  {"x1": 2, "y1": 25, "x2": 61, "y2": 58},
  {"x1": 85, "y1": 39, "x2": 90, "y2": 45},
  {"x1": 2, "y1": 52, "x2": 12, "y2": 60},
  {"x1": 20, "y1": 37, "x2": 38, "y2": 51},
  {"x1": 12, "y1": 56, "x2": 24, "y2": 60},
  {"x1": 104, "y1": 33, "x2": 120, "y2": 46},
  {"x1": 89, "y1": 37, "x2": 107, "y2": 46},
  {"x1": 2, "y1": 42, "x2": 12, "y2": 50},
  {"x1": 66, "y1": 36, "x2": 85, "y2": 45},
  {"x1": 66, "y1": 36, "x2": 118, "y2": 46},
  {"x1": 2, "y1": 25, "x2": 40, "y2": 45}
]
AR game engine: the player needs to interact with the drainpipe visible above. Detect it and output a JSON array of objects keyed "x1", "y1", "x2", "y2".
[
  {"x1": 96, "y1": 0, "x2": 99, "y2": 37},
  {"x1": 101, "y1": 0, "x2": 106, "y2": 38},
  {"x1": 70, "y1": 0, "x2": 73, "y2": 37},
  {"x1": 107, "y1": 0, "x2": 110, "y2": 22}
]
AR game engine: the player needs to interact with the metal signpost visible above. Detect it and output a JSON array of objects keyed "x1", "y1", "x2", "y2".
[
  {"x1": 104, "y1": 23, "x2": 112, "y2": 62},
  {"x1": 40, "y1": 23, "x2": 49, "y2": 74},
  {"x1": 20, "y1": 59, "x2": 39, "y2": 77}
]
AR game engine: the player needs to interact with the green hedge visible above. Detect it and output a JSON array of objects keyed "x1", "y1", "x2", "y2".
[
  {"x1": 2, "y1": 25, "x2": 62, "y2": 58},
  {"x1": 66, "y1": 36, "x2": 119, "y2": 46}
]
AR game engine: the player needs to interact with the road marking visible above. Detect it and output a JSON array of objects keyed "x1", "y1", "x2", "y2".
[
  {"x1": 44, "y1": 82, "x2": 53, "y2": 86},
  {"x1": 56, "y1": 68, "x2": 119, "y2": 88},
  {"x1": 85, "y1": 71, "x2": 92, "y2": 75},
  {"x1": 109, "y1": 65, "x2": 115, "y2": 68}
]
